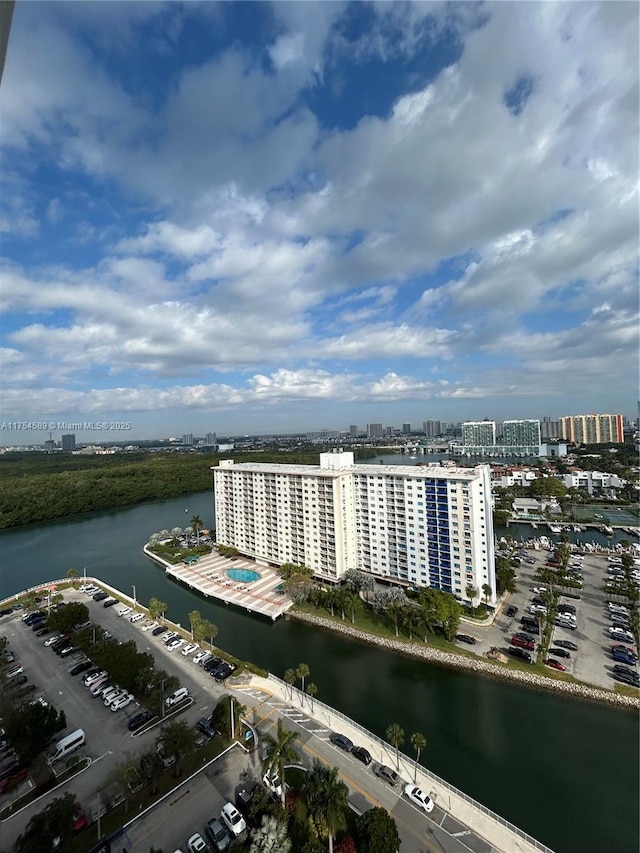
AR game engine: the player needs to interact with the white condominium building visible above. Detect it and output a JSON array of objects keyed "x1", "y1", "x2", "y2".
[{"x1": 213, "y1": 451, "x2": 496, "y2": 604}]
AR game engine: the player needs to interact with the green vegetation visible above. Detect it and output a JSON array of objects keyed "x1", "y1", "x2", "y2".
[{"x1": 15, "y1": 793, "x2": 77, "y2": 853}]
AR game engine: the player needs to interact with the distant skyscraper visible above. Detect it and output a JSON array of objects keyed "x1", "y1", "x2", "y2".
[
  {"x1": 349, "y1": 425, "x2": 358, "y2": 438},
  {"x1": 182, "y1": 433, "x2": 194, "y2": 446},
  {"x1": 462, "y1": 421, "x2": 496, "y2": 446},
  {"x1": 61, "y1": 434, "x2": 76, "y2": 452},
  {"x1": 423, "y1": 420, "x2": 442, "y2": 438},
  {"x1": 367, "y1": 423, "x2": 383, "y2": 438},
  {"x1": 502, "y1": 420, "x2": 541, "y2": 447},
  {"x1": 402, "y1": 423, "x2": 411, "y2": 434},
  {"x1": 205, "y1": 432, "x2": 217, "y2": 446},
  {"x1": 560, "y1": 413, "x2": 624, "y2": 444},
  {"x1": 541, "y1": 416, "x2": 561, "y2": 440}
]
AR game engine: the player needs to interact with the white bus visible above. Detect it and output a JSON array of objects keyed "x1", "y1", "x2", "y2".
[{"x1": 48, "y1": 728, "x2": 85, "y2": 763}]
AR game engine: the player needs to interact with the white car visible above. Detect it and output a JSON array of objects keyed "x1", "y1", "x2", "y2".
[
  {"x1": 192, "y1": 650, "x2": 209, "y2": 664},
  {"x1": 162, "y1": 632, "x2": 179, "y2": 644},
  {"x1": 220, "y1": 802, "x2": 247, "y2": 837},
  {"x1": 84, "y1": 670, "x2": 107, "y2": 686},
  {"x1": 263, "y1": 770, "x2": 282, "y2": 798},
  {"x1": 609, "y1": 626, "x2": 634, "y2": 643},
  {"x1": 110, "y1": 693, "x2": 134, "y2": 712},
  {"x1": 142, "y1": 621, "x2": 158, "y2": 632},
  {"x1": 130, "y1": 612, "x2": 145, "y2": 623},
  {"x1": 186, "y1": 834, "x2": 208, "y2": 853},
  {"x1": 531, "y1": 587, "x2": 548, "y2": 595},
  {"x1": 181, "y1": 643, "x2": 199, "y2": 657},
  {"x1": 100, "y1": 685, "x2": 121, "y2": 702},
  {"x1": 117, "y1": 606, "x2": 131, "y2": 617},
  {"x1": 403, "y1": 784, "x2": 435, "y2": 813},
  {"x1": 103, "y1": 688, "x2": 125, "y2": 705},
  {"x1": 529, "y1": 604, "x2": 548, "y2": 615},
  {"x1": 44, "y1": 634, "x2": 62, "y2": 647},
  {"x1": 167, "y1": 639, "x2": 185, "y2": 652}
]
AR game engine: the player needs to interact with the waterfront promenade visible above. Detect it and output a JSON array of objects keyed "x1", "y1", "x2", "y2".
[{"x1": 143, "y1": 545, "x2": 293, "y2": 620}]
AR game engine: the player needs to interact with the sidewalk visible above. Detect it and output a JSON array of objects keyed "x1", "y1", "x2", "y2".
[{"x1": 232, "y1": 672, "x2": 553, "y2": 853}]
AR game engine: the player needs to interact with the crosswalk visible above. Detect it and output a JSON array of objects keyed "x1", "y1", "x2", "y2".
[{"x1": 235, "y1": 686, "x2": 330, "y2": 739}]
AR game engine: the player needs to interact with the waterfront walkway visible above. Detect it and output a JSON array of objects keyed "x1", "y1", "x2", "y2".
[
  {"x1": 231, "y1": 672, "x2": 553, "y2": 853},
  {"x1": 144, "y1": 546, "x2": 293, "y2": 620}
]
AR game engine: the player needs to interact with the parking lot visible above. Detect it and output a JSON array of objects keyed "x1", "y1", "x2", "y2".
[{"x1": 453, "y1": 547, "x2": 638, "y2": 690}]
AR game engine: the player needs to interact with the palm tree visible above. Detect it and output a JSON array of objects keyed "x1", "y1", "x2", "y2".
[
  {"x1": 306, "y1": 682, "x2": 318, "y2": 712},
  {"x1": 249, "y1": 814, "x2": 291, "y2": 853},
  {"x1": 188, "y1": 609, "x2": 202, "y2": 640},
  {"x1": 466, "y1": 584, "x2": 478, "y2": 609},
  {"x1": 296, "y1": 662, "x2": 310, "y2": 694},
  {"x1": 190, "y1": 514, "x2": 203, "y2": 546},
  {"x1": 65, "y1": 568, "x2": 79, "y2": 589},
  {"x1": 262, "y1": 718, "x2": 300, "y2": 806},
  {"x1": 302, "y1": 760, "x2": 349, "y2": 853},
  {"x1": 148, "y1": 597, "x2": 167, "y2": 622},
  {"x1": 387, "y1": 596, "x2": 404, "y2": 638},
  {"x1": 481, "y1": 583, "x2": 493, "y2": 606},
  {"x1": 284, "y1": 668, "x2": 296, "y2": 700},
  {"x1": 402, "y1": 604, "x2": 419, "y2": 640},
  {"x1": 410, "y1": 732, "x2": 426, "y2": 782},
  {"x1": 156, "y1": 719, "x2": 197, "y2": 777},
  {"x1": 386, "y1": 723, "x2": 405, "y2": 769}
]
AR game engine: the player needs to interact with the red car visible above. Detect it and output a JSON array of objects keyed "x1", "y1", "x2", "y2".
[
  {"x1": 72, "y1": 803, "x2": 88, "y2": 833},
  {"x1": 0, "y1": 767, "x2": 28, "y2": 794},
  {"x1": 511, "y1": 635, "x2": 535, "y2": 651},
  {"x1": 545, "y1": 658, "x2": 566, "y2": 671}
]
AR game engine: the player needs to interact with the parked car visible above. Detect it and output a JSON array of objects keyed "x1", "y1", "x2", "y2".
[
  {"x1": 152, "y1": 625, "x2": 168, "y2": 636},
  {"x1": 455, "y1": 634, "x2": 478, "y2": 645},
  {"x1": 128, "y1": 710, "x2": 154, "y2": 731},
  {"x1": 69, "y1": 660, "x2": 93, "y2": 676},
  {"x1": 198, "y1": 652, "x2": 214, "y2": 667},
  {"x1": 196, "y1": 718, "x2": 219, "y2": 740},
  {"x1": 262, "y1": 769, "x2": 282, "y2": 798},
  {"x1": 130, "y1": 612, "x2": 145, "y2": 623},
  {"x1": 545, "y1": 659, "x2": 566, "y2": 671},
  {"x1": 193, "y1": 650, "x2": 209, "y2": 664},
  {"x1": 613, "y1": 670, "x2": 640, "y2": 687},
  {"x1": 205, "y1": 818, "x2": 230, "y2": 852},
  {"x1": 165, "y1": 687, "x2": 189, "y2": 707},
  {"x1": 167, "y1": 639, "x2": 185, "y2": 652},
  {"x1": 111, "y1": 693, "x2": 134, "y2": 712},
  {"x1": 529, "y1": 604, "x2": 548, "y2": 615},
  {"x1": 187, "y1": 833, "x2": 209, "y2": 853},
  {"x1": 220, "y1": 802, "x2": 247, "y2": 838},
  {"x1": 511, "y1": 635, "x2": 535, "y2": 651},
  {"x1": 609, "y1": 626, "x2": 634, "y2": 644},
  {"x1": 531, "y1": 587, "x2": 548, "y2": 595},
  {"x1": 612, "y1": 649, "x2": 637, "y2": 666},
  {"x1": 549, "y1": 648, "x2": 571, "y2": 659},
  {"x1": 373, "y1": 764, "x2": 399, "y2": 786},
  {"x1": 554, "y1": 640, "x2": 578, "y2": 651},
  {"x1": 142, "y1": 621, "x2": 158, "y2": 632},
  {"x1": 403, "y1": 784, "x2": 435, "y2": 813},
  {"x1": 204, "y1": 657, "x2": 223, "y2": 673},
  {"x1": 507, "y1": 647, "x2": 532, "y2": 663},
  {"x1": 329, "y1": 732, "x2": 353, "y2": 752},
  {"x1": 162, "y1": 631, "x2": 180, "y2": 644},
  {"x1": 351, "y1": 745, "x2": 372, "y2": 765},
  {"x1": 44, "y1": 634, "x2": 62, "y2": 647},
  {"x1": 35, "y1": 627, "x2": 51, "y2": 637},
  {"x1": 213, "y1": 662, "x2": 235, "y2": 682},
  {"x1": 58, "y1": 646, "x2": 76, "y2": 658},
  {"x1": 182, "y1": 643, "x2": 200, "y2": 656},
  {"x1": 72, "y1": 802, "x2": 88, "y2": 833},
  {"x1": 505, "y1": 606, "x2": 518, "y2": 618},
  {"x1": 93, "y1": 592, "x2": 108, "y2": 601},
  {"x1": 611, "y1": 645, "x2": 638, "y2": 661},
  {"x1": 557, "y1": 604, "x2": 576, "y2": 614},
  {"x1": 84, "y1": 670, "x2": 108, "y2": 687}
]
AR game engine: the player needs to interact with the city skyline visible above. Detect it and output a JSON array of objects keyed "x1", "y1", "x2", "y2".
[{"x1": 1, "y1": 3, "x2": 637, "y2": 437}]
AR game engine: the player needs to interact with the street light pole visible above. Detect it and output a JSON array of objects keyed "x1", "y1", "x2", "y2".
[
  {"x1": 161, "y1": 678, "x2": 166, "y2": 719},
  {"x1": 132, "y1": 585, "x2": 137, "y2": 609}
]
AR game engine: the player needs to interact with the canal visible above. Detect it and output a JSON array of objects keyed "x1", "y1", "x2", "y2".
[{"x1": 0, "y1": 489, "x2": 638, "y2": 853}]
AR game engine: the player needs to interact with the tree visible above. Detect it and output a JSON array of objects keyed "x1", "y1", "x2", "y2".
[
  {"x1": 410, "y1": 731, "x2": 426, "y2": 782},
  {"x1": 201, "y1": 618, "x2": 218, "y2": 649},
  {"x1": 279, "y1": 563, "x2": 312, "y2": 580},
  {"x1": 65, "y1": 568, "x2": 79, "y2": 588},
  {"x1": 211, "y1": 694, "x2": 247, "y2": 738},
  {"x1": 529, "y1": 477, "x2": 567, "y2": 498},
  {"x1": 302, "y1": 760, "x2": 349, "y2": 853},
  {"x1": 249, "y1": 814, "x2": 292, "y2": 853},
  {"x1": 284, "y1": 668, "x2": 297, "y2": 700},
  {"x1": 148, "y1": 597, "x2": 167, "y2": 621},
  {"x1": 190, "y1": 514, "x2": 203, "y2": 546},
  {"x1": 466, "y1": 584, "x2": 478, "y2": 608},
  {"x1": 284, "y1": 573, "x2": 314, "y2": 604},
  {"x1": 47, "y1": 601, "x2": 89, "y2": 634},
  {"x1": 482, "y1": 583, "x2": 493, "y2": 606},
  {"x1": 306, "y1": 682, "x2": 318, "y2": 712},
  {"x1": 386, "y1": 723, "x2": 405, "y2": 769},
  {"x1": 157, "y1": 719, "x2": 197, "y2": 777},
  {"x1": 355, "y1": 807, "x2": 401, "y2": 853},
  {"x1": 188, "y1": 609, "x2": 202, "y2": 640},
  {"x1": 262, "y1": 718, "x2": 300, "y2": 806},
  {"x1": 401, "y1": 603, "x2": 419, "y2": 640},
  {"x1": 5, "y1": 701, "x2": 66, "y2": 763},
  {"x1": 15, "y1": 793, "x2": 76, "y2": 853},
  {"x1": 296, "y1": 663, "x2": 310, "y2": 694}
]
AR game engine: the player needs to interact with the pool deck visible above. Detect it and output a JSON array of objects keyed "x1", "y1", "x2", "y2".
[{"x1": 143, "y1": 546, "x2": 293, "y2": 620}]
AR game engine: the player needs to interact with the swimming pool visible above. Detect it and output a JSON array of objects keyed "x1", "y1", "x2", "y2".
[{"x1": 226, "y1": 568, "x2": 261, "y2": 583}]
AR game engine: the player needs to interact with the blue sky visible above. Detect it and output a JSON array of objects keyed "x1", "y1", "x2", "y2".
[{"x1": 0, "y1": 1, "x2": 638, "y2": 442}]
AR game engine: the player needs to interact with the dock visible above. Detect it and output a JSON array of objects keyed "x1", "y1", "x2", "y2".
[{"x1": 143, "y1": 546, "x2": 293, "y2": 621}]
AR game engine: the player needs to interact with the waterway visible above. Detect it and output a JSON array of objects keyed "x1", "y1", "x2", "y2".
[{"x1": 0, "y1": 491, "x2": 638, "y2": 853}]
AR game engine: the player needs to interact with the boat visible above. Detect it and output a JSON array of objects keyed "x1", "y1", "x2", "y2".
[
  {"x1": 548, "y1": 524, "x2": 562, "y2": 534},
  {"x1": 602, "y1": 525, "x2": 613, "y2": 536},
  {"x1": 531, "y1": 522, "x2": 538, "y2": 529}
]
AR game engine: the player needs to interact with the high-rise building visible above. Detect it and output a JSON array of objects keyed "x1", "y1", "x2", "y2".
[
  {"x1": 205, "y1": 432, "x2": 217, "y2": 446},
  {"x1": 560, "y1": 413, "x2": 624, "y2": 444},
  {"x1": 349, "y1": 425, "x2": 359, "y2": 438},
  {"x1": 540, "y1": 417, "x2": 561, "y2": 440},
  {"x1": 213, "y1": 451, "x2": 496, "y2": 603},
  {"x1": 502, "y1": 419, "x2": 541, "y2": 447},
  {"x1": 367, "y1": 423, "x2": 383, "y2": 438},
  {"x1": 402, "y1": 423, "x2": 411, "y2": 434},
  {"x1": 61, "y1": 434, "x2": 76, "y2": 452},
  {"x1": 423, "y1": 420, "x2": 442, "y2": 438},
  {"x1": 182, "y1": 433, "x2": 193, "y2": 446},
  {"x1": 462, "y1": 421, "x2": 496, "y2": 447}
]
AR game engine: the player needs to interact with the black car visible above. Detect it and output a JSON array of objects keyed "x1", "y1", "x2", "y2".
[
  {"x1": 614, "y1": 670, "x2": 640, "y2": 687},
  {"x1": 235, "y1": 786, "x2": 259, "y2": 826},
  {"x1": 213, "y1": 662, "x2": 234, "y2": 681},
  {"x1": 35, "y1": 627, "x2": 50, "y2": 637},
  {"x1": 51, "y1": 636, "x2": 71, "y2": 651},
  {"x1": 103, "y1": 598, "x2": 118, "y2": 608},
  {"x1": 329, "y1": 732, "x2": 353, "y2": 751},
  {"x1": 554, "y1": 640, "x2": 578, "y2": 651},
  {"x1": 351, "y1": 745, "x2": 372, "y2": 765},
  {"x1": 196, "y1": 717, "x2": 219, "y2": 739},
  {"x1": 23, "y1": 612, "x2": 44, "y2": 626},
  {"x1": 152, "y1": 625, "x2": 167, "y2": 636},
  {"x1": 69, "y1": 660, "x2": 93, "y2": 676},
  {"x1": 204, "y1": 656, "x2": 223, "y2": 673},
  {"x1": 30, "y1": 619, "x2": 47, "y2": 631},
  {"x1": 505, "y1": 606, "x2": 518, "y2": 617},
  {"x1": 613, "y1": 664, "x2": 636, "y2": 677},
  {"x1": 557, "y1": 604, "x2": 576, "y2": 614},
  {"x1": 93, "y1": 591, "x2": 108, "y2": 601},
  {"x1": 0, "y1": 608, "x2": 13, "y2": 617},
  {"x1": 456, "y1": 634, "x2": 478, "y2": 645},
  {"x1": 549, "y1": 648, "x2": 571, "y2": 659},
  {"x1": 128, "y1": 710, "x2": 154, "y2": 732},
  {"x1": 507, "y1": 647, "x2": 532, "y2": 663}
]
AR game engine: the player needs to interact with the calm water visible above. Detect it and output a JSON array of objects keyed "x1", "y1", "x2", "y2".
[{"x1": 0, "y1": 490, "x2": 638, "y2": 853}]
